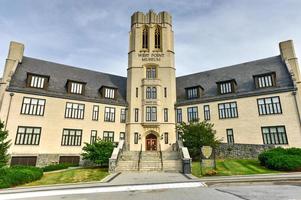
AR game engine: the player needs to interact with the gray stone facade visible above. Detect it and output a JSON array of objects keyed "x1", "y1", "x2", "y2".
[{"x1": 215, "y1": 143, "x2": 275, "y2": 159}]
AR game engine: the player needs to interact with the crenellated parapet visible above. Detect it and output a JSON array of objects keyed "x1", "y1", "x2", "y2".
[{"x1": 131, "y1": 10, "x2": 172, "y2": 26}]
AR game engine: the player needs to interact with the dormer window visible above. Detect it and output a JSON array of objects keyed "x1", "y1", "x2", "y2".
[
  {"x1": 217, "y1": 80, "x2": 236, "y2": 95},
  {"x1": 104, "y1": 88, "x2": 115, "y2": 99},
  {"x1": 146, "y1": 67, "x2": 156, "y2": 79},
  {"x1": 27, "y1": 73, "x2": 49, "y2": 89},
  {"x1": 254, "y1": 73, "x2": 276, "y2": 89},
  {"x1": 100, "y1": 86, "x2": 117, "y2": 99},
  {"x1": 186, "y1": 86, "x2": 203, "y2": 99},
  {"x1": 67, "y1": 80, "x2": 85, "y2": 95}
]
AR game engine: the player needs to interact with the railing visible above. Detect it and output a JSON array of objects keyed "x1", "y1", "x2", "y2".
[
  {"x1": 108, "y1": 140, "x2": 125, "y2": 173},
  {"x1": 138, "y1": 143, "x2": 142, "y2": 171},
  {"x1": 176, "y1": 140, "x2": 192, "y2": 174},
  {"x1": 159, "y1": 143, "x2": 163, "y2": 171}
]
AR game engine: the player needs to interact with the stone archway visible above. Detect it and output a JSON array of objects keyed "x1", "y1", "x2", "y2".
[{"x1": 145, "y1": 133, "x2": 157, "y2": 151}]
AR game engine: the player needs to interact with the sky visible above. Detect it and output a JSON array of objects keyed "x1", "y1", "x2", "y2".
[{"x1": 0, "y1": 0, "x2": 300, "y2": 77}]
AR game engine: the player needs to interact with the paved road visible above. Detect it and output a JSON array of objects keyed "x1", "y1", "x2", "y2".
[{"x1": 4, "y1": 181, "x2": 301, "y2": 200}]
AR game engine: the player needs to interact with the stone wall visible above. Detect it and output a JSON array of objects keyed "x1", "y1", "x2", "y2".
[{"x1": 215, "y1": 143, "x2": 275, "y2": 159}]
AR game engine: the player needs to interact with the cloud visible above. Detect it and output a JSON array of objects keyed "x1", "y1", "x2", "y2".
[{"x1": 0, "y1": 0, "x2": 300, "y2": 77}]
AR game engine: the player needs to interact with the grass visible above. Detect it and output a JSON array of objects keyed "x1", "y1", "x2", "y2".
[
  {"x1": 192, "y1": 159, "x2": 281, "y2": 177},
  {"x1": 23, "y1": 167, "x2": 109, "y2": 187}
]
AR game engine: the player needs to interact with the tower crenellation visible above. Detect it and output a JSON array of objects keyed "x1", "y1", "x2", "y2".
[{"x1": 131, "y1": 10, "x2": 172, "y2": 27}]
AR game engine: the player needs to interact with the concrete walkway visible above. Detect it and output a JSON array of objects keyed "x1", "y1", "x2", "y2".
[{"x1": 109, "y1": 172, "x2": 199, "y2": 185}]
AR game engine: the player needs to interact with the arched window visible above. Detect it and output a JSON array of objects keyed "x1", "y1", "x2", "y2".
[
  {"x1": 142, "y1": 26, "x2": 148, "y2": 49},
  {"x1": 146, "y1": 67, "x2": 157, "y2": 79},
  {"x1": 146, "y1": 87, "x2": 151, "y2": 99},
  {"x1": 154, "y1": 26, "x2": 161, "y2": 49},
  {"x1": 151, "y1": 87, "x2": 157, "y2": 99}
]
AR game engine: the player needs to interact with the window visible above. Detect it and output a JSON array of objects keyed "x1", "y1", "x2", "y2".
[
  {"x1": 187, "y1": 107, "x2": 198, "y2": 122},
  {"x1": 90, "y1": 130, "x2": 97, "y2": 144},
  {"x1": 61, "y1": 129, "x2": 82, "y2": 146},
  {"x1": 154, "y1": 26, "x2": 161, "y2": 49},
  {"x1": 134, "y1": 132, "x2": 139, "y2": 144},
  {"x1": 255, "y1": 73, "x2": 275, "y2": 88},
  {"x1": 186, "y1": 87, "x2": 199, "y2": 99},
  {"x1": 135, "y1": 108, "x2": 139, "y2": 122},
  {"x1": 65, "y1": 102, "x2": 85, "y2": 119},
  {"x1": 226, "y1": 129, "x2": 234, "y2": 144},
  {"x1": 257, "y1": 96, "x2": 282, "y2": 115},
  {"x1": 104, "y1": 107, "x2": 115, "y2": 122},
  {"x1": 262, "y1": 126, "x2": 288, "y2": 145},
  {"x1": 21, "y1": 97, "x2": 45, "y2": 116},
  {"x1": 120, "y1": 132, "x2": 125, "y2": 140},
  {"x1": 164, "y1": 108, "x2": 168, "y2": 122},
  {"x1": 120, "y1": 108, "x2": 126, "y2": 123},
  {"x1": 218, "y1": 102, "x2": 238, "y2": 119},
  {"x1": 204, "y1": 105, "x2": 210, "y2": 121},
  {"x1": 15, "y1": 126, "x2": 41, "y2": 145},
  {"x1": 142, "y1": 26, "x2": 148, "y2": 49},
  {"x1": 69, "y1": 82, "x2": 84, "y2": 94},
  {"x1": 103, "y1": 131, "x2": 114, "y2": 142},
  {"x1": 92, "y1": 105, "x2": 99, "y2": 121},
  {"x1": 27, "y1": 74, "x2": 48, "y2": 89},
  {"x1": 11, "y1": 156, "x2": 37, "y2": 166},
  {"x1": 104, "y1": 88, "x2": 115, "y2": 99},
  {"x1": 218, "y1": 80, "x2": 235, "y2": 94},
  {"x1": 146, "y1": 67, "x2": 156, "y2": 79},
  {"x1": 176, "y1": 108, "x2": 182, "y2": 123},
  {"x1": 164, "y1": 132, "x2": 168, "y2": 144},
  {"x1": 164, "y1": 87, "x2": 167, "y2": 98},
  {"x1": 136, "y1": 88, "x2": 138, "y2": 98},
  {"x1": 146, "y1": 106, "x2": 157, "y2": 121},
  {"x1": 146, "y1": 87, "x2": 157, "y2": 99}
]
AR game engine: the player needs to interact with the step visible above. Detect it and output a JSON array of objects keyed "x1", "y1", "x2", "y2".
[{"x1": 162, "y1": 151, "x2": 180, "y2": 160}]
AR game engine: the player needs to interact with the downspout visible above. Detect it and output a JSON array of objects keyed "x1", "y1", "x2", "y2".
[
  {"x1": 293, "y1": 90, "x2": 301, "y2": 124},
  {"x1": 4, "y1": 93, "x2": 14, "y2": 130}
]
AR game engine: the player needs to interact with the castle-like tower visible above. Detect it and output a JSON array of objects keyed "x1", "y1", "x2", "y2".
[{"x1": 126, "y1": 10, "x2": 176, "y2": 151}]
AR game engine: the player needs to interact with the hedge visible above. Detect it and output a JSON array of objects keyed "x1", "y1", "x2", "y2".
[
  {"x1": 42, "y1": 163, "x2": 74, "y2": 172},
  {"x1": 0, "y1": 166, "x2": 43, "y2": 188},
  {"x1": 258, "y1": 147, "x2": 301, "y2": 171}
]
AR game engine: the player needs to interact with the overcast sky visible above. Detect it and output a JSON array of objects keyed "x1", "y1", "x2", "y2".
[{"x1": 0, "y1": 0, "x2": 300, "y2": 77}]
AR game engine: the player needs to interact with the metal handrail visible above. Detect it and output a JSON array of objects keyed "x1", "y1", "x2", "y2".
[
  {"x1": 138, "y1": 143, "x2": 142, "y2": 171},
  {"x1": 159, "y1": 143, "x2": 163, "y2": 171}
]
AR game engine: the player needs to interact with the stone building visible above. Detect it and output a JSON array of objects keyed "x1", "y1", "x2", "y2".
[{"x1": 0, "y1": 10, "x2": 300, "y2": 170}]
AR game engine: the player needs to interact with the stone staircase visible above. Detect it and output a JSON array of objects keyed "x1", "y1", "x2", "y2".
[
  {"x1": 140, "y1": 151, "x2": 162, "y2": 171},
  {"x1": 115, "y1": 151, "x2": 139, "y2": 172},
  {"x1": 115, "y1": 150, "x2": 182, "y2": 173}
]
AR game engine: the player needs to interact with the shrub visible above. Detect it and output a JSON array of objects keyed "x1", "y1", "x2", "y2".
[
  {"x1": 258, "y1": 147, "x2": 301, "y2": 171},
  {"x1": 42, "y1": 163, "x2": 74, "y2": 172},
  {"x1": 82, "y1": 139, "x2": 114, "y2": 166},
  {"x1": 0, "y1": 165, "x2": 43, "y2": 188}
]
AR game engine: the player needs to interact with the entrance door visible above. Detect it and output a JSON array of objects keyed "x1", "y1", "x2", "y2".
[{"x1": 146, "y1": 133, "x2": 157, "y2": 151}]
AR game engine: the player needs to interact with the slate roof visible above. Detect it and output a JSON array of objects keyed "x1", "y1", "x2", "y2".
[
  {"x1": 7, "y1": 55, "x2": 295, "y2": 107},
  {"x1": 176, "y1": 55, "x2": 295, "y2": 106},
  {"x1": 8, "y1": 57, "x2": 127, "y2": 106}
]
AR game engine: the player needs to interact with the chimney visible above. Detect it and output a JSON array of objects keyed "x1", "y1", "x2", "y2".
[
  {"x1": 279, "y1": 40, "x2": 300, "y2": 82},
  {"x1": 2, "y1": 41, "x2": 24, "y2": 82}
]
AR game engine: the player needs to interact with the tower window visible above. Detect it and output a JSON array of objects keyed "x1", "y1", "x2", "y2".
[
  {"x1": 146, "y1": 67, "x2": 157, "y2": 79},
  {"x1": 154, "y1": 26, "x2": 161, "y2": 49},
  {"x1": 146, "y1": 87, "x2": 157, "y2": 99},
  {"x1": 142, "y1": 26, "x2": 148, "y2": 49}
]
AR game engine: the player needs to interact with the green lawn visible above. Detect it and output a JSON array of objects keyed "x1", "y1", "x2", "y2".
[
  {"x1": 24, "y1": 167, "x2": 109, "y2": 187},
  {"x1": 192, "y1": 159, "x2": 281, "y2": 177}
]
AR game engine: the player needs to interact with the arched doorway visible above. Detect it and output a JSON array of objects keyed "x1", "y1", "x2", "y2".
[{"x1": 146, "y1": 133, "x2": 157, "y2": 151}]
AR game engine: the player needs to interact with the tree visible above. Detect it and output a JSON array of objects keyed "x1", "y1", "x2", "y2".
[
  {"x1": 177, "y1": 120, "x2": 221, "y2": 160},
  {"x1": 0, "y1": 121, "x2": 11, "y2": 168},
  {"x1": 81, "y1": 139, "x2": 114, "y2": 166}
]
